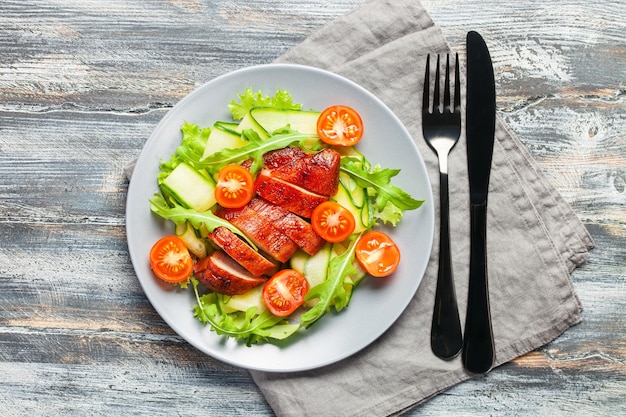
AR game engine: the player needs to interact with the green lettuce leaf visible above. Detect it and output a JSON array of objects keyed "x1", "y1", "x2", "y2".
[
  {"x1": 228, "y1": 88, "x2": 302, "y2": 120},
  {"x1": 158, "y1": 121, "x2": 211, "y2": 183},
  {"x1": 191, "y1": 279, "x2": 300, "y2": 345},
  {"x1": 177, "y1": 121, "x2": 211, "y2": 167},
  {"x1": 372, "y1": 200, "x2": 405, "y2": 226}
]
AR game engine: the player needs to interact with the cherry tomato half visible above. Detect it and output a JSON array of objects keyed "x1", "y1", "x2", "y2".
[
  {"x1": 355, "y1": 231, "x2": 401, "y2": 278},
  {"x1": 149, "y1": 235, "x2": 194, "y2": 283},
  {"x1": 316, "y1": 105, "x2": 363, "y2": 146},
  {"x1": 311, "y1": 201, "x2": 356, "y2": 243},
  {"x1": 214, "y1": 164, "x2": 255, "y2": 208},
  {"x1": 262, "y1": 269, "x2": 310, "y2": 317}
]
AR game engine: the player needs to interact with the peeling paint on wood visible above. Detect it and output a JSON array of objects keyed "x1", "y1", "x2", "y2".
[{"x1": 1, "y1": 0, "x2": 624, "y2": 416}]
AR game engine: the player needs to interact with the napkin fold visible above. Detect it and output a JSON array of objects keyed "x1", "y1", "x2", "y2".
[{"x1": 249, "y1": 0, "x2": 594, "y2": 416}]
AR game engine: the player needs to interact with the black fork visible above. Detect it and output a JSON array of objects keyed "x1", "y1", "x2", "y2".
[{"x1": 422, "y1": 53, "x2": 463, "y2": 360}]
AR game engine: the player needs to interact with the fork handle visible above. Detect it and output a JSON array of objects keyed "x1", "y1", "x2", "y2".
[{"x1": 430, "y1": 171, "x2": 463, "y2": 360}]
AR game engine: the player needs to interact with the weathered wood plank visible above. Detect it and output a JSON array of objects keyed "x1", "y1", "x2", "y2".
[
  {"x1": 417, "y1": 361, "x2": 626, "y2": 416},
  {"x1": 0, "y1": 0, "x2": 359, "y2": 106},
  {"x1": 1, "y1": 0, "x2": 624, "y2": 416},
  {"x1": 0, "y1": 362, "x2": 270, "y2": 416}
]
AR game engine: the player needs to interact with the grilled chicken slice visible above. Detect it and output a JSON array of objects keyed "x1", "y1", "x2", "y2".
[
  {"x1": 243, "y1": 147, "x2": 341, "y2": 196},
  {"x1": 193, "y1": 251, "x2": 267, "y2": 296},
  {"x1": 262, "y1": 146, "x2": 308, "y2": 169},
  {"x1": 266, "y1": 148, "x2": 341, "y2": 196},
  {"x1": 255, "y1": 169, "x2": 328, "y2": 218},
  {"x1": 208, "y1": 226, "x2": 278, "y2": 276},
  {"x1": 217, "y1": 204, "x2": 299, "y2": 263},
  {"x1": 248, "y1": 197, "x2": 324, "y2": 256}
]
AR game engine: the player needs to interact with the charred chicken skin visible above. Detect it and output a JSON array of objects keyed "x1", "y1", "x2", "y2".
[
  {"x1": 262, "y1": 147, "x2": 341, "y2": 196},
  {"x1": 247, "y1": 197, "x2": 325, "y2": 256},
  {"x1": 201, "y1": 146, "x2": 341, "y2": 295},
  {"x1": 217, "y1": 204, "x2": 299, "y2": 263}
]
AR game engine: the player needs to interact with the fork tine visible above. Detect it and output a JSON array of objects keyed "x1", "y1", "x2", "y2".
[
  {"x1": 454, "y1": 53, "x2": 461, "y2": 111},
  {"x1": 443, "y1": 54, "x2": 451, "y2": 111},
  {"x1": 423, "y1": 54, "x2": 431, "y2": 113},
  {"x1": 433, "y1": 54, "x2": 441, "y2": 112}
]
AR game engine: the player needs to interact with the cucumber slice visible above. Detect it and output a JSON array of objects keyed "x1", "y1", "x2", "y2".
[
  {"x1": 213, "y1": 121, "x2": 239, "y2": 135},
  {"x1": 235, "y1": 113, "x2": 269, "y2": 139},
  {"x1": 303, "y1": 242, "x2": 332, "y2": 289},
  {"x1": 201, "y1": 123, "x2": 248, "y2": 160},
  {"x1": 289, "y1": 249, "x2": 308, "y2": 275},
  {"x1": 161, "y1": 162, "x2": 217, "y2": 212},
  {"x1": 298, "y1": 242, "x2": 332, "y2": 308},
  {"x1": 332, "y1": 172, "x2": 370, "y2": 233},
  {"x1": 337, "y1": 145, "x2": 365, "y2": 159},
  {"x1": 219, "y1": 286, "x2": 266, "y2": 314},
  {"x1": 175, "y1": 221, "x2": 208, "y2": 258},
  {"x1": 359, "y1": 197, "x2": 371, "y2": 231},
  {"x1": 290, "y1": 244, "x2": 333, "y2": 290},
  {"x1": 250, "y1": 107, "x2": 320, "y2": 135}
]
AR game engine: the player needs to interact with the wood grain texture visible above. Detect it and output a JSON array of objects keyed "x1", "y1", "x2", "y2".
[{"x1": 1, "y1": 0, "x2": 624, "y2": 416}]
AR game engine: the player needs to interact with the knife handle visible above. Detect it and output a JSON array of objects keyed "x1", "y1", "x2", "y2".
[
  {"x1": 430, "y1": 172, "x2": 463, "y2": 360},
  {"x1": 462, "y1": 201, "x2": 494, "y2": 374}
]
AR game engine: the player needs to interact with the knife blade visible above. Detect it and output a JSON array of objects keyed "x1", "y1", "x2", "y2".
[{"x1": 463, "y1": 30, "x2": 496, "y2": 374}]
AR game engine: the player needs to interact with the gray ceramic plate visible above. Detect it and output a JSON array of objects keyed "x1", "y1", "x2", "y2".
[{"x1": 126, "y1": 64, "x2": 434, "y2": 372}]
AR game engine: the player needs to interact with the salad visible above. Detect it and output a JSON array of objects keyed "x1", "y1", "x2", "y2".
[{"x1": 148, "y1": 88, "x2": 424, "y2": 345}]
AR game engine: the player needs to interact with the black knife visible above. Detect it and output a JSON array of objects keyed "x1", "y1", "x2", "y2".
[{"x1": 463, "y1": 30, "x2": 496, "y2": 374}]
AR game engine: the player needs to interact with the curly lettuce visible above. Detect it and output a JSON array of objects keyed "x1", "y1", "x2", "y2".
[
  {"x1": 228, "y1": 88, "x2": 302, "y2": 120},
  {"x1": 158, "y1": 121, "x2": 211, "y2": 183}
]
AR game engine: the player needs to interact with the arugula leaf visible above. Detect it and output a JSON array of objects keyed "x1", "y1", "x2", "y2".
[
  {"x1": 228, "y1": 88, "x2": 302, "y2": 120},
  {"x1": 300, "y1": 235, "x2": 361, "y2": 328},
  {"x1": 200, "y1": 130, "x2": 318, "y2": 175},
  {"x1": 340, "y1": 156, "x2": 424, "y2": 213},
  {"x1": 191, "y1": 279, "x2": 300, "y2": 345},
  {"x1": 149, "y1": 193, "x2": 256, "y2": 249}
]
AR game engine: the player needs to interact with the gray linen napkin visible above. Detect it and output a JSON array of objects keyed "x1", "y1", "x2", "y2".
[{"x1": 248, "y1": 0, "x2": 594, "y2": 416}]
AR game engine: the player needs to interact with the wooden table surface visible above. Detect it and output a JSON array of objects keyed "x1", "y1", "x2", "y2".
[{"x1": 1, "y1": 1, "x2": 624, "y2": 415}]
